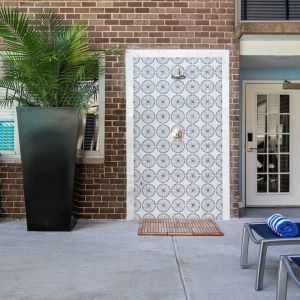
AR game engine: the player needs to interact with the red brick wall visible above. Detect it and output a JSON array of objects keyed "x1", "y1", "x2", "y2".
[
  {"x1": 0, "y1": 0, "x2": 240, "y2": 219},
  {"x1": 0, "y1": 164, "x2": 25, "y2": 218}
]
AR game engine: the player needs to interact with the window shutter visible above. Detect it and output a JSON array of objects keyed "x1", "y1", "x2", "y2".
[
  {"x1": 80, "y1": 80, "x2": 100, "y2": 152},
  {"x1": 289, "y1": 1, "x2": 300, "y2": 20},
  {"x1": 83, "y1": 113, "x2": 99, "y2": 151},
  {"x1": 241, "y1": 0, "x2": 292, "y2": 20},
  {"x1": 0, "y1": 109, "x2": 15, "y2": 151},
  {"x1": 0, "y1": 88, "x2": 16, "y2": 152}
]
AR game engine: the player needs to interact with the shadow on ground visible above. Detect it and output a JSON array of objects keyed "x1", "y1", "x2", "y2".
[{"x1": 0, "y1": 214, "x2": 300, "y2": 300}]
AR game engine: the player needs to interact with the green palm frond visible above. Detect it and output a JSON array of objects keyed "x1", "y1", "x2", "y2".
[
  {"x1": 0, "y1": 77, "x2": 37, "y2": 107},
  {"x1": 0, "y1": 6, "x2": 42, "y2": 55},
  {"x1": 0, "y1": 7, "x2": 123, "y2": 108},
  {"x1": 105, "y1": 48, "x2": 124, "y2": 56},
  {"x1": 33, "y1": 11, "x2": 65, "y2": 50}
]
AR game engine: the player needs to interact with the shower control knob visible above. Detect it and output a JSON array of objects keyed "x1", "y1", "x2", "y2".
[{"x1": 172, "y1": 128, "x2": 184, "y2": 141}]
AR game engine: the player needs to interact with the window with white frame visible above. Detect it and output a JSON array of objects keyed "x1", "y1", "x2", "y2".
[
  {"x1": 77, "y1": 73, "x2": 105, "y2": 163},
  {"x1": 0, "y1": 111, "x2": 14, "y2": 151},
  {"x1": 0, "y1": 90, "x2": 20, "y2": 162},
  {"x1": 0, "y1": 70, "x2": 105, "y2": 164}
]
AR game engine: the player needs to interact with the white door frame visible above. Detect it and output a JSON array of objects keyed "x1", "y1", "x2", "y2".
[
  {"x1": 126, "y1": 49, "x2": 231, "y2": 220},
  {"x1": 241, "y1": 80, "x2": 300, "y2": 207}
]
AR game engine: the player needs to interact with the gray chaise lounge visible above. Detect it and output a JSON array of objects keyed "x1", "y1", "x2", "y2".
[
  {"x1": 277, "y1": 255, "x2": 300, "y2": 300},
  {"x1": 240, "y1": 222, "x2": 300, "y2": 291}
]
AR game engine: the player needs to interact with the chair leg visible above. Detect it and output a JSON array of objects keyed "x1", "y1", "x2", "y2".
[
  {"x1": 256, "y1": 242, "x2": 268, "y2": 291},
  {"x1": 276, "y1": 258, "x2": 288, "y2": 300},
  {"x1": 240, "y1": 225, "x2": 250, "y2": 268}
]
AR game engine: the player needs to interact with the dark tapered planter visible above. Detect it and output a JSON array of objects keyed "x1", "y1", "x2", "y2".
[{"x1": 17, "y1": 108, "x2": 82, "y2": 231}]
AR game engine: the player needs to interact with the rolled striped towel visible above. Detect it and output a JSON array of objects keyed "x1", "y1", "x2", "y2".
[{"x1": 267, "y1": 214, "x2": 298, "y2": 238}]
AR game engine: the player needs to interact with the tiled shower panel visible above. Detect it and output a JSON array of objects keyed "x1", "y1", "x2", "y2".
[{"x1": 131, "y1": 54, "x2": 226, "y2": 220}]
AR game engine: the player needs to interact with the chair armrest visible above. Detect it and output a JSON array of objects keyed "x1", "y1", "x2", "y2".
[
  {"x1": 244, "y1": 223, "x2": 264, "y2": 244},
  {"x1": 281, "y1": 255, "x2": 300, "y2": 288}
]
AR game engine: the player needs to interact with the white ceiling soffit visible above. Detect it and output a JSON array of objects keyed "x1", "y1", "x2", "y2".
[{"x1": 240, "y1": 35, "x2": 300, "y2": 56}]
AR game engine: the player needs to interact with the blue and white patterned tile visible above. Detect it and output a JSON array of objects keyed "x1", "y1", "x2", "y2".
[{"x1": 133, "y1": 56, "x2": 224, "y2": 219}]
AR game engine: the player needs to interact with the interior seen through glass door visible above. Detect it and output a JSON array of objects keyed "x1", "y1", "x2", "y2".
[{"x1": 256, "y1": 94, "x2": 290, "y2": 193}]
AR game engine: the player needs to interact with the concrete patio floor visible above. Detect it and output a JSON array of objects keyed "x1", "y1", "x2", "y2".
[{"x1": 1, "y1": 215, "x2": 300, "y2": 300}]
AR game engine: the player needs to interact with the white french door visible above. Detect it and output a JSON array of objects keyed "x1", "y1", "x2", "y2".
[{"x1": 246, "y1": 83, "x2": 300, "y2": 206}]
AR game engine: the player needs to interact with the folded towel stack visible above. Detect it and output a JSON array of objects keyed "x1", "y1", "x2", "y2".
[{"x1": 267, "y1": 214, "x2": 299, "y2": 238}]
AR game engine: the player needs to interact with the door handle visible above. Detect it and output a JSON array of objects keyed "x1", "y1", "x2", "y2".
[
  {"x1": 247, "y1": 132, "x2": 257, "y2": 152},
  {"x1": 249, "y1": 147, "x2": 257, "y2": 151}
]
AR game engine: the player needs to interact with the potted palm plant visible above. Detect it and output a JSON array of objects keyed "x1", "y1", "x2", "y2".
[{"x1": 0, "y1": 7, "x2": 120, "y2": 231}]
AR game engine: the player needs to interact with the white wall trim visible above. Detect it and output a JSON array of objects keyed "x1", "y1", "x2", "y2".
[
  {"x1": 221, "y1": 51, "x2": 230, "y2": 220},
  {"x1": 126, "y1": 51, "x2": 135, "y2": 220},
  {"x1": 241, "y1": 80, "x2": 300, "y2": 208},
  {"x1": 126, "y1": 49, "x2": 231, "y2": 220},
  {"x1": 240, "y1": 35, "x2": 300, "y2": 56}
]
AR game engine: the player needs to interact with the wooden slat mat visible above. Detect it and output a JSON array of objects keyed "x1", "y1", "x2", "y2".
[{"x1": 138, "y1": 219, "x2": 224, "y2": 236}]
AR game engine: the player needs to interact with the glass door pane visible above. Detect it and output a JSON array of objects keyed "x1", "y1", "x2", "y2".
[{"x1": 256, "y1": 94, "x2": 290, "y2": 193}]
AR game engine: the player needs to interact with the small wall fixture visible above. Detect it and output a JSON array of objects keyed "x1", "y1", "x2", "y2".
[
  {"x1": 171, "y1": 128, "x2": 184, "y2": 141},
  {"x1": 171, "y1": 68, "x2": 186, "y2": 80},
  {"x1": 283, "y1": 80, "x2": 300, "y2": 90}
]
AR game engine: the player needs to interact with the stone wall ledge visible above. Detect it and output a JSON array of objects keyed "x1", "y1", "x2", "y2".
[{"x1": 236, "y1": 21, "x2": 300, "y2": 39}]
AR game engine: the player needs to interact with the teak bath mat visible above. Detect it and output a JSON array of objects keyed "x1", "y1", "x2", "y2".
[{"x1": 138, "y1": 219, "x2": 224, "y2": 236}]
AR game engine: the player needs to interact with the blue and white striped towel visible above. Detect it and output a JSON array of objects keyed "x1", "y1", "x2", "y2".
[{"x1": 267, "y1": 214, "x2": 298, "y2": 238}]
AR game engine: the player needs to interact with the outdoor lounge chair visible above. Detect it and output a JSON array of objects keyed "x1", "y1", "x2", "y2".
[
  {"x1": 240, "y1": 222, "x2": 300, "y2": 291},
  {"x1": 277, "y1": 255, "x2": 300, "y2": 300}
]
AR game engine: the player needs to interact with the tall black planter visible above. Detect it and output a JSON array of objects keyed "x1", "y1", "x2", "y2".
[{"x1": 17, "y1": 108, "x2": 81, "y2": 231}]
